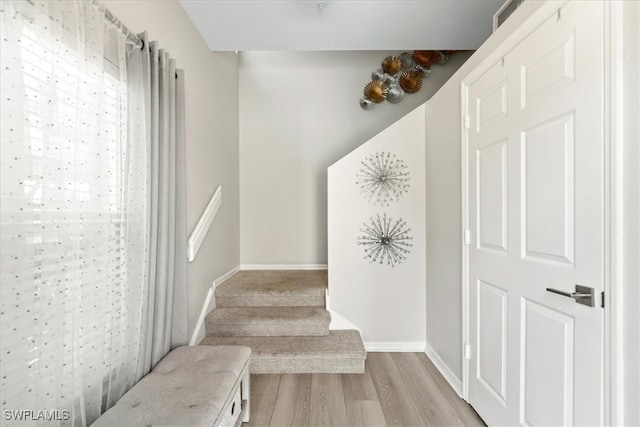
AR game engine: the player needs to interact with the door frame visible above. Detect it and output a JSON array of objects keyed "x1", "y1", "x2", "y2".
[{"x1": 460, "y1": 1, "x2": 625, "y2": 424}]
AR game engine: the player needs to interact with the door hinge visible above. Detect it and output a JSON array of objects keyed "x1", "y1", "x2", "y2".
[
  {"x1": 463, "y1": 114, "x2": 470, "y2": 130},
  {"x1": 464, "y1": 229, "x2": 471, "y2": 245},
  {"x1": 601, "y1": 291, "x2": 605, "y2": 308},
  {"x1": 464, "y1": 344, "x2": 471, "y2": 360}
]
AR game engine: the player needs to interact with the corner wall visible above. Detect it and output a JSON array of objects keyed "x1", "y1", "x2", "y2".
[
  {"x1": 239, "y1": 51, "x2": 470, "y2": 266},
  {"x1": 103, "y1": 1, "x2": 240, "y2": 339},
  {"x1": 328, "y1": 105, "x2": 426, "y2": 348}
]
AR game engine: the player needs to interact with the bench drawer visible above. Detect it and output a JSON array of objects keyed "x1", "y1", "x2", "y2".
[{"x1": 218, "y1": 384, "x2": 242, "y2": 427}]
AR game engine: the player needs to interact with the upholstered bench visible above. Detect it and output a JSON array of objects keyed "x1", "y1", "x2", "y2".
[{"x1": 92, "y1": 345, "x2": 251, "y2": 427}]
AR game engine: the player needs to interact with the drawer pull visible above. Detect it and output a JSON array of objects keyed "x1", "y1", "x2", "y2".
[{"x1": 231, "y1": 401, "x2": 235, "y2": 415}]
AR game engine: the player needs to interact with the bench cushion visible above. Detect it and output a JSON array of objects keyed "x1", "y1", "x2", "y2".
[{"x1": 92, "y1": 345, "x2": 251, "y2": 427}]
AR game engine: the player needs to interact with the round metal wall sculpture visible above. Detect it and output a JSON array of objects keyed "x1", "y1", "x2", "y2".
[
  {"x1": 398, "y1": 69, "x2": 423, "y2": 94},
  {"x1": 360, "y1": 50, "x2": 455, "y2": 110},
  {"x1": 412, "y1": 50, "x2": 439, "y2": 67},
  {"x1": 363, "y1": 81, "x2": 389, "y2": 104},
  {"x1": 381, "y1": 56, "x2": 403, "y2": 75},
  {"x1": 357, "y1": 213, "x2": 413, "y2": 267},
  {"x1": 356, "y1": 151, "x2": 410, "y2": 206}
]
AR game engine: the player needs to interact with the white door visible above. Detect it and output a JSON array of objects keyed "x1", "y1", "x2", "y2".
[{"x1": 466, "y1": 1, "x2": 604, "y2": 425}]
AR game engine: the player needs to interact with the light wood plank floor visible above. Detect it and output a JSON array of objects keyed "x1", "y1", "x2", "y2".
[{"x1": 244, "y1": 352, "x2": 486, "y2": 427}]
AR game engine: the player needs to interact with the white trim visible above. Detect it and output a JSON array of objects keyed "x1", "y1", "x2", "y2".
[
  {"x1": 425, "y1": 342, "x2": 463, "y2": 397},
  {"x1": 603, "y1": 2, "x2": 616, "y2": 423},
  {"x1": 364, "y1": 341, "x2": 426, "y2": 352},
  {"x1": 240, "y1": 264, "x2": 327, "y2": 271},
  {"x1": 189, "y1": 286, "x2": 214, "y2": 346},
  {"x1": 605, "y1": 2, "x2": 633, "y2": 424},
  {"x1": 214, "y1": 266, "x2": 241, "y2": 288},
  {"x1": 188, "y1": 266, "x2": 240, "y2": 346},
  {"x1": 460, "y1": 80, "x2": 470, "y2": 401},
  {"x1": 188, "y1": 185, "x2": 222, "y2": 262}
]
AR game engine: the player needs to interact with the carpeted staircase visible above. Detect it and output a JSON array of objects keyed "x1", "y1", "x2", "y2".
[{"x1": 201, "y1": 270, "x2": 366, "y2": 374}]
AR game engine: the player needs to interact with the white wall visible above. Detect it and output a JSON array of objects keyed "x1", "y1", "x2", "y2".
[
  {"x1": 424, "y1": 1, "x2": 545, "y2": 380},
  {"x1": 103, "y1": 1, "x2": 240, "y2": 339},
  {"x1": 328, "y1": 106, "x2": 426, "y2": 348},
  {"x1": 239, "y1": 51, "x2": 470, "y2": 266}
]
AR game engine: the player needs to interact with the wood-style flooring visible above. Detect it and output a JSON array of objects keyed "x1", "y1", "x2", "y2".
[{"x1": 244, "y1": 352, "x2": 485, "y2": 427}]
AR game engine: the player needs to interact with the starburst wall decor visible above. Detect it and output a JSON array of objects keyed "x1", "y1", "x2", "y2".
[
  {"x1": 357, "y1": 213, "x2": 413, "y2": 267},
  {"x1": 356, "y1": 151, "x2": 410, "y2": 206}
]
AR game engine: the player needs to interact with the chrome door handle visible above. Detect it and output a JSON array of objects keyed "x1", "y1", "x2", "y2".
[{"x1": 546, "y1": 284, "x2": 595, "y2": 307}]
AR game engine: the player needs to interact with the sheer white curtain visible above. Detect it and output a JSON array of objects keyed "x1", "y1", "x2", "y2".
[{"x1": 0, "y1": 1, "x2": 147, "y2": 424}]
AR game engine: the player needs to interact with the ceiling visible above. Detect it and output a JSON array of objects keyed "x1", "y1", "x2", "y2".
[{"x1": 179, "y1": 0, "x2": 506, "y2": 51}]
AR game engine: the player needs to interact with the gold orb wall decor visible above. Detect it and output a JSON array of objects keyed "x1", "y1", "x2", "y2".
[
  {"x1": 359, "y1": 50, "x2": 457, "y2": 110},
  {"x1": 399, "y1": 70, "x2": 422, "y2": 94},
  {"x1": 381, "y1": 56, "x2": 402, "y2": 75},
  {"x1": 363, "y1": 80, "x2": 389, "y2": 104}
]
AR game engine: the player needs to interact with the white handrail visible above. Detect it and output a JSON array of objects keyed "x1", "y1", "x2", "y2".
[{"x1": 188, "y1": 185, "x2": 222, "y2": 262}]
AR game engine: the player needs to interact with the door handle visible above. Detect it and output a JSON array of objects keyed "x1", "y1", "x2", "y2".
[{"x1": 546, "y1": 284, "x2": 595, "y2": 307}]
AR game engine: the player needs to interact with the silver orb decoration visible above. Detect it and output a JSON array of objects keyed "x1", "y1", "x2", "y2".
[
  {"x1": 400, "y1": 51, "x2": 414, "y2": 69},
  {"x1": 415, "y1": 65, "x2": 432, "y2": 77},
  {"x1": 372, "y1": 68, "x2": 385, "y2": 81},
  {"x1": 387, "y1": 85, "x2": 406, "y2": 104},
  {"x1": 360, "y1": 97, "x2": 375, "y2": 111},
  {"x1": 383, "y1": 73, "x2": 397, "y2": 86}
]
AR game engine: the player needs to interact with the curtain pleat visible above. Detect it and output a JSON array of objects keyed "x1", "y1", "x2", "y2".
[
  {"x1": 173, "y1": 69, "x2": 188, "y2": 348},
  {"x1": 129, "y1": 34, "x2": 188, "y2": 379}
]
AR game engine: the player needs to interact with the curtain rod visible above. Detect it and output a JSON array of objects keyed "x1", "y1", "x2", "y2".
[
  {"x1": 103, "y1": 5, "x2": 144, "y2": 50},
  {"x1": 23, "y1": 0, "x2": 144, "y2": 49}
]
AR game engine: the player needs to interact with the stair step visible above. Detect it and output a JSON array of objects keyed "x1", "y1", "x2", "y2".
[
  {"x1": 206, "y1": 307, "x2": 330, "y2": 337},
  {"x1": 215, "y1": 270, "x2": 326, "y2": 308},
  {"x1": 201, "y1": 330, "x2": 366, "y2": 374}
]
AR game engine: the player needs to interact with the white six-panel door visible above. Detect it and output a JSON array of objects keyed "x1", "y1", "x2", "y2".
[{"x1": 466, "y1": 2, "x2": 604, "y2": 425}]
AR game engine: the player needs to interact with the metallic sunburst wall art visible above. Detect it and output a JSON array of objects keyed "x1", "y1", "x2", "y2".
[
  {"x1": 360, "y1": 50, "x2": 457, "y2": 110},
  {"x1": 356, "y1": 151, "x2": 410, "y2": 206},
  {"x1": 357, "y1": 213, "x2": 413, "y2": 267}
]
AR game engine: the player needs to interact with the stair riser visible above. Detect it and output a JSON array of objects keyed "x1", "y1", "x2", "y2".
[
  {"x1": 207, "y1": 321, "x2": 330, "y2": 337},
  {"x1": 216, "y1": 294, "x2": 325, "y2": 308},
  {"x1": 249, "y1": 357, "x2": 365, "y2": 374}
]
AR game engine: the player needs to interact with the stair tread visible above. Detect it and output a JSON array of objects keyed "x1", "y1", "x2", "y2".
[
  {"x1": 209, "y1": 307, "x2": 330, "y2": 324},
  {"x1": 216, "y1": 270, "x2": 327, "y2": 296},
  {"x1": 201, "y1": 330, "x2": 366, "y2": 358}
]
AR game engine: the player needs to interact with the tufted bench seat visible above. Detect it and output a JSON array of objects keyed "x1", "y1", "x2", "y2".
[{"x1": 92, "y1": 345, "x2": 251, "y2": 427}]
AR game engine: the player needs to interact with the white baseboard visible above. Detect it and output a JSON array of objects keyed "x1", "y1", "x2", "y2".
[
  {"x1": 365, "y1": 341, "x2": 427, "y2": 352},
  {"x1": 189, "y1": 287, "x2": 214, "y2": 346},
  {"x1": 424, "y1": 341, "x2": 463, "y2": 397},
  {"x1": 240, "y1": 264, "x2": 327, "y2": 270},
  {"x1": 189, "y1": 266, "x2": 240, "y2": 346},
  {"x1": 214, "y1": 266, "x2": 241, "y2": 286}
]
